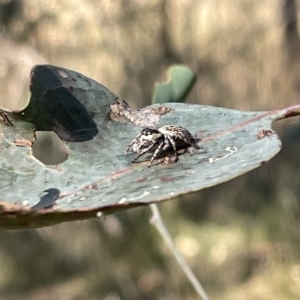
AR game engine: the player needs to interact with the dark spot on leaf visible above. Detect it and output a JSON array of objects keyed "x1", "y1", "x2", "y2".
[
  {"x1": 137, "y1": 177, "x2": 146, "y2": 182},
  {"x1": 91, "y1": 184, "x2": 98, "y2": 190},
  {"x1": 31, "y1": 188, "x2": 60, "y2": 210},
  {"x1": 19, "y1": 65, "x2": 99, "y2": 142},
  {"x1": 257, "y1": 129, "x2": 274, "y2": 139},
  {"x1": 160, "y1": 176, "x2": 175, "y2": 181}
]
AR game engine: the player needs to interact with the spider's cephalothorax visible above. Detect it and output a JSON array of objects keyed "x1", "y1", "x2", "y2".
[{"x1": 125, "y1": 125, "x2": 200, "y2": 167}]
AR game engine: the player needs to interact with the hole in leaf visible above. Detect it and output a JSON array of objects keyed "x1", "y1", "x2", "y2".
[{"x1": 32, "y1": 131, "x2": 68, "y2": 165}]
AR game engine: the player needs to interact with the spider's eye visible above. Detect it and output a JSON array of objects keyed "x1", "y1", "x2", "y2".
[{"x1": 140, "y1": 128, "x2": 160, "y2": 141}]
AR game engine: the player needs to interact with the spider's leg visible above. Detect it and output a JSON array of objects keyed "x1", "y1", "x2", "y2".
[
  {"x1": 190, "y1": 137, "x2": 201, "y2": 149},
  {"x1": 166, "y1": 136, "x2": 178, "y2": 157},
  {"x1": 148, "y1": 140, "x2": 165, "y2": 167},
  {"x1": 125, "y1": 138, "x2": 136, "y2": 154},
  {"x1": 184, "y1": 130, "x2": 201, "y2": 149},
  {"x1": 125, "y1": 132, "x2": 143, "y2": 154},
  {"x1": 132, "y1": 141, "x2": 157, "y2": 162},
  {"x1": 162, "y1": 138, "x2": 171, "y2": 150}
]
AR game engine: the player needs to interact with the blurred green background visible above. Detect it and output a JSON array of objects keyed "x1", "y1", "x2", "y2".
[{"x1": 1, "y1": 0, "x2": 300, "y2": 299}]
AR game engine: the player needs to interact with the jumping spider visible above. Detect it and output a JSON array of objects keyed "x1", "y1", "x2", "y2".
[{"x1": 125, "y1": 125, "x2": 200, "y2": 167}]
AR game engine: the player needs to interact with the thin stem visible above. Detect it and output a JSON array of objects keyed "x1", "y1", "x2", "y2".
[{"x1": 149, "y1": 203, "x2": 210, "y2": 300}]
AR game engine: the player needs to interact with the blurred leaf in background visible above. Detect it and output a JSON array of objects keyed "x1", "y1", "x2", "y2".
[{"x1": 152, "y1": 65, "x2": 196, "y2": 103}]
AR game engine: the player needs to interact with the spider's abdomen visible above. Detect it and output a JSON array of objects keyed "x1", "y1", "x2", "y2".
[{"x1": 158, "y1": 125, "x2": 195, "y2": 144}]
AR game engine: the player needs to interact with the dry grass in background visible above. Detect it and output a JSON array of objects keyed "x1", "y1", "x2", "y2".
[{"x1": 0, "y1": 0, "x2": 300, "y2": 299}]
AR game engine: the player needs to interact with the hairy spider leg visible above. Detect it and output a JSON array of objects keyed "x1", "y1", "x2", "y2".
[
  {"x1": 125, "y1": 134, "x2": 142, "y2": 155},
  {"x1": 148, "y1": 139, "x2": 166, "y2": 167},
  {"x1": 162, "y1": 139, "x2": 171, "y2": 150},
  {"x1": 148, "y1": 135, "x2": 179, "y2": 167},
  {"x1": 190, "y1": 137, "x2": 201, "y2": 149},
  {"x1": 182, "y1": 129, "x2": 201, "y2": 149},
  {"x1": 132, "y1": 140, "x2": 159, "y2": 162},
  {"x1": 193, "y1": 142, "x2": 200, "y2": 149},
  {"x1": 165, "y1": 135, "x2": 178, "y2": 157}
]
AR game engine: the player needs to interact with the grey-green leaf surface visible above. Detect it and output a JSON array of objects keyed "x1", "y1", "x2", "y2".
[{"x1": 0, "y1": 65, "x2": 299, "y2": 229}]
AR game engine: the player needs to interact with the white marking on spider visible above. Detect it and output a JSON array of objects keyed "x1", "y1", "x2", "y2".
[{"x1": 125, "y1": 125, "x2": 200, "y2": 167}]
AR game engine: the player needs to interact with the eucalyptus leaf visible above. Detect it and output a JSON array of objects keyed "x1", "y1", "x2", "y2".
[{"x1": 0, "y1": 65, "x2": 299, "y2": 229}]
